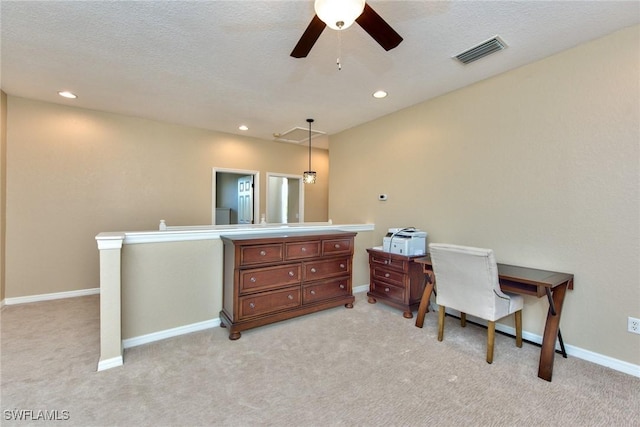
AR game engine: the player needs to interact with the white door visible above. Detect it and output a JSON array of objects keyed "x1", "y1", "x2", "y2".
[{"x1": 237, "y1": 175, "x2": 254, "y2": 224}]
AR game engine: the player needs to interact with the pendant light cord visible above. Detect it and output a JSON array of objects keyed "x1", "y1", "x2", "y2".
[{"x1": 307, "y1": 118, "x2": 314, "y2": 171}]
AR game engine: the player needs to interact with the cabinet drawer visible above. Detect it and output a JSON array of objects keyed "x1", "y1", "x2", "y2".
[
  {"x1": 304, "y1": 258, "x2": 350, "y2": 281},
  {"x1": 322, "y1": 238, "x2": 353, "y2": 255},
  {"x1": 372, "y1": 267, "x2": 405, "y2": 287},
  {"x1": 302, "y1": 278, "x2": 351, "y2": 304},
  {"x1": 285, "y1": 241, "x2": 321, "y2": 260},
  {"x1": 240, "y1": 264, "x2": 301, "y2": 293},
  {"x1": 238, "y1": 287, "x2": 301, "y2": 319},
  {"x1": 369, "y1": 254, "x2": 408, "y2": 272},
  {"x1": 240, "y1": 244, "x2": 283, "y2": 266},
  {"x1": 370, "y1": 280, "x2": 405, "y2": 302}
]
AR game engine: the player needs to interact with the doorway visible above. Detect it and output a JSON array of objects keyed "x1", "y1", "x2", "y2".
[
  {"x1": 266, "y1": 173, "x2": 304, "y2": 224},
  {"x1": 212, "y1": 168, "x2": 260, "y2": 225}
]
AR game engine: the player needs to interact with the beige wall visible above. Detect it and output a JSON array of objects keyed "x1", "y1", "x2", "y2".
[
  {"x1": 4, "y1": 97, "x2": 329, "y2": 298},
  {"x1": 116, "y1": 229, "x2": 373, "y2": 340},
  {"x1": 121, "y1": 239, "x2": 222, "y2": 339},
  {"x1": 1, "y1": 91, "x2": 7, "y2": 301},
  {"x1": 329, "y1": 26, "x2": 640, "y2": 365}
]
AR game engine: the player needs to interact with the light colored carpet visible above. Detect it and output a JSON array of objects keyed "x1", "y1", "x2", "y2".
[{"x1": 1, "y1": 293, "x2": 639, "y2": 426}]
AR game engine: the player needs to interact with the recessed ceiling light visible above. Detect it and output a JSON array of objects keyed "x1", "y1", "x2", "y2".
[
  {"x1": 58, "y1": 91, "x2": 77, "y2": 99},
  {"x1": 239, "y1": 125, "x2": 249, "y2": 131},
  {"x1": 372, "y1": 90, "x2": 387, "y2": 99}
]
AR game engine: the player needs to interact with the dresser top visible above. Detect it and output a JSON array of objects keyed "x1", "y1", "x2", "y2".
[{"x1": 221, "y1": 229, "x2": 356, "y2": 243}]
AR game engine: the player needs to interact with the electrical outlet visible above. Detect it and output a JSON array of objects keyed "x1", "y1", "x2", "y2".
[{"x1": 628, "y1": 317, "x2": 640, "y2": 335}]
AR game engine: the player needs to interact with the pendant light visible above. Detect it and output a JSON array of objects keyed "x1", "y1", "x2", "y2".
[{"x1": 303, "y1": 118, "x2": 317, "y2": 184}]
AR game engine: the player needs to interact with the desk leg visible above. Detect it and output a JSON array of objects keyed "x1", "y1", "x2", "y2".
[
  {"x1": 538, "y1": 282, "x2": 568, "y2": 382},
  {"x1": 415, "y1": 273, "x2": 434, "y2": 328}
]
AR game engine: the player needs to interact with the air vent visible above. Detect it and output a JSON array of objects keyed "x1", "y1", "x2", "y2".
[
  {"x1": 274, "y1": 126, "x2": 325, "y2": 144},
  {"x1": 455, "y1": 36, "x2": 506, "y2": 64}
]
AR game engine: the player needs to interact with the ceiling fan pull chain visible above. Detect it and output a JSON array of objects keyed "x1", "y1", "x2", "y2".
[{"x1": 336, "y1": 29, "x2": 342, "y2": 71}]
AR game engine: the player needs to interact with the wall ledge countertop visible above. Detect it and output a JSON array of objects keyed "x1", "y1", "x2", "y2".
[{"x1": 95, "y1": 222, "x2": 375, "y2": 246}]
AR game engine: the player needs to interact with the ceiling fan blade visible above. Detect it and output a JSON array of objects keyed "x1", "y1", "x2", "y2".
[
  {"x1": 291, "y1": 15, "x2": 326, "y2": 58},
  {"x1": 355, "y1": 3, "x2": 403, "y2": 51}
]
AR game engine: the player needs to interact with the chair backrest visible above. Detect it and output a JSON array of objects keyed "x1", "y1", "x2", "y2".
[{"x1": 429, "y1": 243, "x2": 510, "y2": 321}]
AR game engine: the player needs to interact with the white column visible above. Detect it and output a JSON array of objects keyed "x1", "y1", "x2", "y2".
[{"x1": 95, "y1": 233, "x2": 125, "y2": 371}]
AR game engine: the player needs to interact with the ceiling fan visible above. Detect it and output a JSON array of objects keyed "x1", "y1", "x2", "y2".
[{"x1": 290, "y1": 0, "x2": 403, "y2": 58}]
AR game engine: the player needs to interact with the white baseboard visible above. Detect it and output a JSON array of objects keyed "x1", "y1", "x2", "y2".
[
  {"x1": 124, "y1": 286, "x2": 369, "y2": 350},
  {"x1": 7, "y1": 284, "x2": 638, "y2": 378},
  {"x1": 97, "y1": 356, "x2": 123, "y2": 372},
  {"x1": 448, "y1": 308, "x2": 640, "y2": 378},
  {"x1": 122, "y1": 318, "x2": 221, "y2": 349},
  {"x1": 4, "y1": 288, "x2": 100, "y2": 305},
  {"x1": 357, "y1": 286, "x2": 639, "y2": 378},
  {"x1": 353, "y1": 284, "x2": 370, "y2": 294}
]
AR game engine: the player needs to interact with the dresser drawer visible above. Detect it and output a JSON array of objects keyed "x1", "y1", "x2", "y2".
[
  {"x1": 370, "y1": 280, "x2": 405, "y2": 302},
  {"x1": 240, "y1": 244, "x2": 283, "y2": 266},
  {"x1": 238, "y1": 287, "x2": 301, "y2": 319},
  {"x1": 372, "y1": 266, "x2": 405, "y2": 287},
  {"x1": 239, "y1": 264, "x2": 301, "y2": 294},
  {"x1": 302, "y1": 278, "x2": 351, "y2": 304},
  {"x1": 285, "y1": 241, "x2": 321, "y2": 260},
  {"x1": 322, "y1": 238, "x2": 353, "y2": 255},
  {"x1": 304, "y1": 257, "x2": 350, "y2": 281},
  {"x1": 369, "y1": 253, "x2": 408, "y2": 272}
]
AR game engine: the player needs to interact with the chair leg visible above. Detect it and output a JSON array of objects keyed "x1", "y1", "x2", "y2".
[
  {"x1": 460, "y1": 312, "x2": 467, "y2": 327},
  {"x1": 438, "y1": 305, "x2": 445, "y2": 341},
  {"x1": 515, "y1": 310, "x2": 523, "y2": 348},
  {"x1": 487, "y1": 321, "x2": 496, "y2": 364}
]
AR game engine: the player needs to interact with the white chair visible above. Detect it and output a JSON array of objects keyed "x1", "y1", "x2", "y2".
[{"x1": 429, "y1": 243, "x2": 523, "y2": 363}]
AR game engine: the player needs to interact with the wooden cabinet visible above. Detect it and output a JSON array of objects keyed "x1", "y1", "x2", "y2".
[
  {"x1": 366, "y1": 248, "x2": 425, "y2": 319},
  {"x1": 220, "y1": 230, "x2": 356, "y2": 339}
]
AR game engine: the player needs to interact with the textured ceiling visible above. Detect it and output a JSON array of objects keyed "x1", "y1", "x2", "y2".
[{"x1": 1, "y1": 1, "x2": 638, "y2": 149}]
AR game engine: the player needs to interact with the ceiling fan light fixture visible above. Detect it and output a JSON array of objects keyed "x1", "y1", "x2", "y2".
[{"x1": 314, "y1": 0, "x2": 365, "y2": 30}]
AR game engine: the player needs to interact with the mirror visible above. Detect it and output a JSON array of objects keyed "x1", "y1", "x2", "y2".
[{"x1": 266, "y1": 173, "x2": 304, "y2": 224}]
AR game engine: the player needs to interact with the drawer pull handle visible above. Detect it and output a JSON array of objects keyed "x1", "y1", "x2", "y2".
[
  {"x1": 249, "y1": 302, "x2": 255, "y2": 309},
  {"x1": 339, "y1": 284, "x2": 345, "y2": 289},
  {"x1": 289, "y1": 271, "x2": 295, "y2": 277},
  {"x1": 260, "y1": 250, "x2": 266, "y2": 256},
  {"x1": 250, "y1": 277, "x2": 257, "y2": 282},
  {"x1": 301, "y1": 247, "x2": 306, "y2": 252},
  {"x1": 340, "y1": 263, "x2": 345, "y2": 269},
  {"x1": 385, "y1": 287, "x2": 390, "y2": 292},
  {"x1": 384, "y1": 260, "x2": 389, "y2": 265},
  {"x1": 310, "y1": 268, "x2": 317, "y2": 273},
  {"x1": 288, "y1": 294, "x2": 294, "y2": 300},
  {"x1": 310, "y1": 290, "x2": 316, "y2": 295},
  {"x1": 385, "y1": 273, "x2": 390, "y2": 278},
  {"x1": 334, "y1": 244, "x2": 341, "y2": 249}
]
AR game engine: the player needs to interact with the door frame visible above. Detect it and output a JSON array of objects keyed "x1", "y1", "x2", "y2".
[
  {"x1": 211, "y1": 167, "x2": 260, "y2": 225},
  {"x1": 266, "y1": 172, "x2": 304, "y2": 223}
]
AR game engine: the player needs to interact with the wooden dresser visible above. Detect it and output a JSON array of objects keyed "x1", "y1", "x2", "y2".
[
  {"x1": 220, "y1": 230, "x2": 356, "y2": 339},
  {"x1": 366, "y1": 248, "x2": 426, "y2": 319}
]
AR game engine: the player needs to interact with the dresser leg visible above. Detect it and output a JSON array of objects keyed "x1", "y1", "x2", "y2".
[
  {"x1": 228, "y1": 331, "x2": 241, "y2": 340},
  {"x1": 345, "y1": 302, "x2": 354, "y2": 309},
  {"x1": 368, "y1": 296, "x2": 377, "y2": 304},
  {"x1": 403, "y1": 311, "x2": 413, "y2": 319}
]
